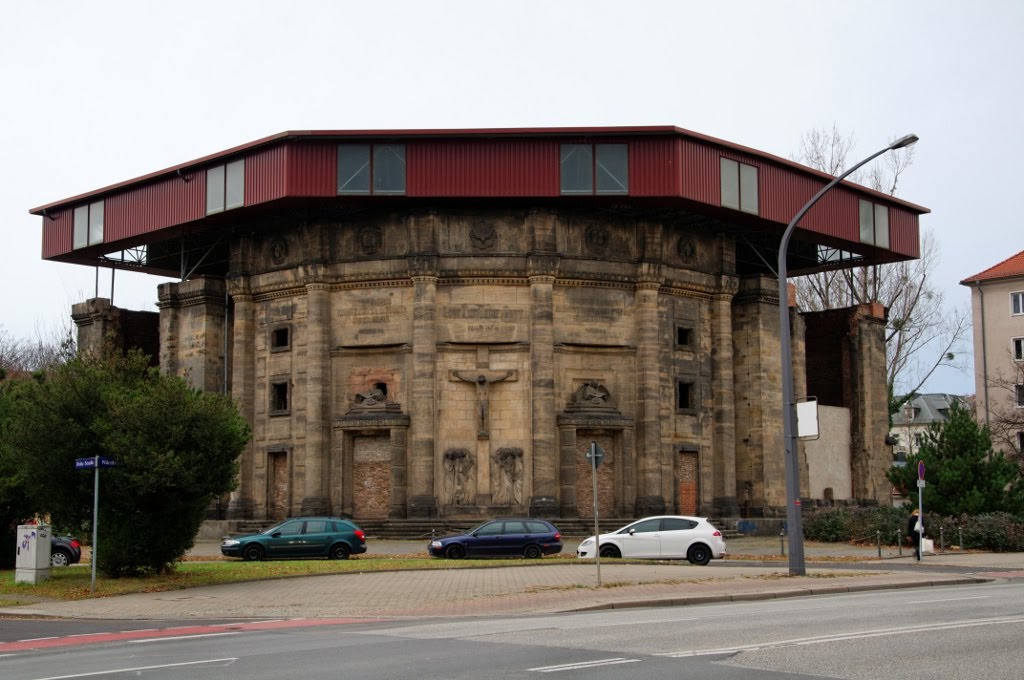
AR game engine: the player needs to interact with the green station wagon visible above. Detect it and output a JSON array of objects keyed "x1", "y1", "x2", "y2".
[{"x1": 221, "y1": 517, "x2": 367, "y2": 561}]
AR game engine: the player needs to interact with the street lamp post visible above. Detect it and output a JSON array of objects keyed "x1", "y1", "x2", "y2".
[{"x1": 778, "y1": 133, "x2": 919, "y2": 576}]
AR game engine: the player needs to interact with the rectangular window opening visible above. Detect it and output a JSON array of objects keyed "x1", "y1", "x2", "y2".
[
  {"x1": 1012, "y1": 292, "x2": 1023, "y2": 316},
  {"x1": 1016, "y1": 384, "x2": 1024, "y2": 408},
  {"x1": 1014, "y1": 337, "x2": 1024, "y2": 362},
  {"x1": 337, "y1": 143, "x2": 405, "y2": 195},
  {"x1": 859, "y1": 199, "x2": 890, "y2": 248},
  {"x1": 206, "y1": 160, "x2": 245, "y2": 215},
  {"x1": 271, "y1": 326, "x2": 291, "y2": 352},
  {"x1": 560, "y1": 144, "x2": 594, "y2": 194},
  {"x1": 676, "y1": 381, "x2": 694, "y2": 411},
  {"x1": 595, "y1": 144, "x2": 628, "y2": 194},
  {"x1": 676, "y1": 326, "x2": 693, "y2": 348},
  {"x1": 270, "y1": 381, "x2": 290, "y2": 415}
]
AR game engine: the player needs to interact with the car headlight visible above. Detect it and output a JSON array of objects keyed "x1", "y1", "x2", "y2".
[
  {"x1": 222, "y1": 539, "x2": 240, "y2": 547},
  {"x1": 430, "y1": 540, "x2": 442, "y2": 548},
  {"x1": 579, "y1": 538, "x2": 594, "y2": 547}
]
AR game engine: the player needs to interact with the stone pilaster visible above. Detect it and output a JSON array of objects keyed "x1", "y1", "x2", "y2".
[
  {"x1": 227, "y1": 285, "x2": 256, "y2": 519},
  {"x1": 848, "y1": 304, "x2": 890, "y2": 503},
  {"x1": 732, "y1": 275, "x2": 785, "y2": 516},
  {"x1": 300, "y1": 282, "x2": 330, "y2": 515},
  {"x1": 155, "y1": 277, "x2": 227, "y2": 393},
  {"x1": 634, "y1": 275, "x2": 666, "y2": 516},
  {"x1": 71, "y1": 298, "x2": 118, "y2": 358},
  {"x1": 528, "y1": 262, "x2": 558, "y2": 516},
  {"x1": 711, "y1": 286, "x2": 740, "y2": 516},
  {"x1": 408, "y1": 254, "x2": 439, "y2": 517}
]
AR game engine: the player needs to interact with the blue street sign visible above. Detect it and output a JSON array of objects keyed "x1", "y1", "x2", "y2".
[{"x1": 75, "y1": 457, "x2": 117, "y2": 469}]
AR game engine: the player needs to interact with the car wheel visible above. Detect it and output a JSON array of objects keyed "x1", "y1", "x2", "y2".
[
  {"x1": 523, "y1": 544, "x2": 542, "y2": 559},
  {"x1": 444, "y1": 544, "x2": 465, "y2": 559},
  {"x1": 243, "y1": 544, "x2": 265, "y2": 561},
  {"x1": 687, "y1": 543, "x2": 712, "y2": 566},
  {"x1": 329, "y1": 543, "x2": 351, "y2": 560},
  {"x1": 50, "y1": 550, "x2": 71, "y2": 567},
  {"x1": 599, "y1": 545, "x2": 621, "y2": 559}
]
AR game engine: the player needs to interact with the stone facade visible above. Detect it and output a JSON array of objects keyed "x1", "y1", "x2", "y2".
[{"x1": 80, "y1": 207, "x2": 894, "y2": 521}]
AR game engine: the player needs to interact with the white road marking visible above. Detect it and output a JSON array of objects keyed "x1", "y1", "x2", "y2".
[
  {"x1": 528, "y1": 657, "x2": 641, "y2": 672},
  {"x1": 903, "y1": 596, "x2": 989, "y2": 604},
  {"x1": 18, "y1": 637, "x2": 59, "y2": 642},
  {"x1": 27, "y1": 657, "x2": 238, "y2": 679},
  {"x1": 128, "y1": 632, "x2": 241, "y2": 644},
  {"x1": 660, "y1": 615, "x2": 1024, "y2": 658}
]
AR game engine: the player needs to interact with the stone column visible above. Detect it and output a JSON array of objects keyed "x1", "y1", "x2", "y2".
[
  {"x1": 70, "y1": 298, "x2": 118, "y2": 357},
  {"x1": 227, "y1": 287, "x2": 256, "y2": 519},
  {"x1": 408, "y1": 260, "x2": 439, "y2": 517},
  {"x1": 634, "y1": 275, "x2": 666, "y2": 516},
  {"x1": 528, "y1": 249, "x2": 558, "y2": 517},
  {"x1": 711, "y1": 286, "x2": 740, "y2": 516},
  {"x1": 156, "y1": 285, "x2": 179, "y2": 377},
  {"x1": 301, "y1": 282, "x2": 330, "y2": 515},
  {"x1": 848, "y1": 304, "x2": 889, "y2": 503}
]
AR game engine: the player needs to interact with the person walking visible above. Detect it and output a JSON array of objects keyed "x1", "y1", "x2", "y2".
[{"x1": 907, "y1": 508, "x2": 925, "y2": 560}]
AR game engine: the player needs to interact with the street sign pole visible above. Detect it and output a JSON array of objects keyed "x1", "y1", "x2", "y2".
[
  {"x1": 590, "y1": 441, "x2": 601, "y2": 587},
  {"x1": 917, "y1": 460, "x2": 926, "y2": 562},
  {"x1": 91, "y1": 455, "x2": 99, "y2": 593}
]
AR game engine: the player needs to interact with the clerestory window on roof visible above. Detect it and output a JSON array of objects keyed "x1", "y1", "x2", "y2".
[
  {"x1": 337, "y1": 144, "x2": 406, "y2": 195},
  {"x1": 858, "y1": 199, "x2": 890, "y2": 249},
  {"x1": 560, "y1": 144, "x2": 629, "y2": 195},
  {"x1": 206, "y1": 159, "x2": 245, "y2": 215},
  {"x1": 73, "y1": 200, "x2": 104, "y2": 249},
  {"x1": 720, "y1": 157, "x2": 759, "y2": 215}
]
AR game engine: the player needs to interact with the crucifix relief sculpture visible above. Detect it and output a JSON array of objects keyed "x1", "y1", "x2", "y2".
[{"x1": 450, "y1": 369, "x2": 517, "y2": 438}]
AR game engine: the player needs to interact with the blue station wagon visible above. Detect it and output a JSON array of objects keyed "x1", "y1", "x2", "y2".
[
  {"x1": 428, "y1": 518, "x2": 562, "y2": 559},
  {"x1": 221, "y1": 517, "x2": 367, "y2": 561}
]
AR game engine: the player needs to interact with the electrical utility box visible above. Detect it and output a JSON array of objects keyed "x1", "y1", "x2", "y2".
[{"x1": 15, "y1": 524, "x2": 51, "y2": 584}]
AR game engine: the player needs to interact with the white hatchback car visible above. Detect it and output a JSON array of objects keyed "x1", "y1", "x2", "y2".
[{"x1": 576, "y1": 515, "x2": 727, "y2": 565}]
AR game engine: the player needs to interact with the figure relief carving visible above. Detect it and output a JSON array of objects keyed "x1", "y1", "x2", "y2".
[
  {"x1": 450, "y1": 369, "x2": 517, "y2": 438},
  {"x1": 566, "y1": 379, "x2": 620, "y2": 414},
  {"x1": 585, "y1": 224, "x2": 609, "y2": 253},
  {"x1": 492, "y1": 447, "x2": 524, "y2": 506},
  {"x1": 470, "y1": 222, "x2": 496, "y2": 250},
  {"x1": 269, "y1": 236, "x2": 289, "y2": 265},
  {"x1": 359, "y1": 226, "x2": 382, "y2": 255},
  {"x1": 348, "y1": 382, "x2": 401, "y2": 414},
  {"x1": 677, "y1": 238, "x2": 696, "y2": 262},
  {"x1": 443, "y1": 448, "x2": 475, "y2": 506}
]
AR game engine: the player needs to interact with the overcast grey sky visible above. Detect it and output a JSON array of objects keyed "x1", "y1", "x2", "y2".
[{"x1": 2, "y1": 1, "x2": 1019, "y2": 395}]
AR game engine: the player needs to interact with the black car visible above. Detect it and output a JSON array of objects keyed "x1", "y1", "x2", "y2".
[
  {"x1": 221, "y1": 517, "x2": 367, "y2": 561},
  {"x1": 428, "y1": 518, "x2": 562, "y2": 559},
  {"x1": 50, "y1": 536, "x2": 82, "y2": 567}
]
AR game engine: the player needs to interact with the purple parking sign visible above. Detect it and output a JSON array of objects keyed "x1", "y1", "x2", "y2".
[{"x1": 918, "y1": 460, "x2": 925, "y2": 480}]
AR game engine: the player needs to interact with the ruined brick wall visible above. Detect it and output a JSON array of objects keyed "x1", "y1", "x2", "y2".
[{"x1": 353, "y1": 434, "x2": 391, "y2": 519}]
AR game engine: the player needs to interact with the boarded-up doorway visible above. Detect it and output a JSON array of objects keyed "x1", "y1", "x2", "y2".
[
  {"x1": 677, "y1": 449, "x2": 698, "y2": 515},
  {"x1": 353, "y1": 434, "x2": 391, "y2": 519},
  {"x1": 575, "y1": 432, "x2": 615, "y2": 518},
  {"x1": 268, "y1": 450, "x2": 289, "y2": 520}
]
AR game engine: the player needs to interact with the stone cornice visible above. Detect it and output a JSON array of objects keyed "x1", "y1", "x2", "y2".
[
  {"x1": 556, "y1": 414, "x2": 635, "y2": 429},
  {"x1": 333, "y1": 414, "x2": 411, "y2": 430},
  {"x1": 553, "y1": 344, "x2": 637, "y2": 356}
]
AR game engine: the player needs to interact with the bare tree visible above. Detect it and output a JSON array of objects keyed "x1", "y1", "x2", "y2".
[
  {"x1": 982, "y1": 355, "x2": 1024, "y2": 458},
  {"x1": 794, "y1": 126, "x2": 970, "y2": 405},
  {"x1": 0, "y1": 323, "x2": 76, "y2": 379}
]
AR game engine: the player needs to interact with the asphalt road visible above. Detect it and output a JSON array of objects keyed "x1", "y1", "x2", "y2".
[{"x1": 4, "y1": 581, "x2": 1023, "y2": 679}]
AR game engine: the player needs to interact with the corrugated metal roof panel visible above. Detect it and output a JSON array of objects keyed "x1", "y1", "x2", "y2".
[{"x1": 407, "y1": 140, "x2": 559, "y2": 196}]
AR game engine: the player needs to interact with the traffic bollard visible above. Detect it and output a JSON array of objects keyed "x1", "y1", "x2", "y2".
[
  {"x1": 877, "y1": 530, "x2": 881, "y2": 558},
  {"x1": 897, "y1": 530, "x2": 902, "y2": 557},
  {"x1": 940, "y1": 526, "x2": 945, "y2": 553}
]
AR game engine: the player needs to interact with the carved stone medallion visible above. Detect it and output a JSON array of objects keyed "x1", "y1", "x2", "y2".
[
  {"x1": 470, "y1": 222, "x2": 496, "y2": 250},
  {"x1": 677, "y1": 238, "x2": 696, "y2": 262},
  {"x1": 269, "y1": 236, "x2": 289, "y2": 265},
  {"x1": 359, "y1": 226, "x2": 382, "y2": 255},
  {"x1": 585, "y1": 224, "x2": 609, "y2": 253}
]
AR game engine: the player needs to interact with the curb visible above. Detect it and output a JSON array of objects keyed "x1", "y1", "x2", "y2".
[{"x1": 567, "y1": 576, "x2": 993, "y2": 612}]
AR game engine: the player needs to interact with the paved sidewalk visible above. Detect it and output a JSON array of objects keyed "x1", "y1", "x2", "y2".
[{"x1": 2, "y1": 537, "x2": 1019, "y2": 621}]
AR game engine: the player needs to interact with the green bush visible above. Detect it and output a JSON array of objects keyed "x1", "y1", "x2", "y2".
[
  {"x1": 804, "y1": 507, "x2": 1024, "y2": 552},
  {"x1": 803, "y1": 508, "x2": 853, "y2": 542}
]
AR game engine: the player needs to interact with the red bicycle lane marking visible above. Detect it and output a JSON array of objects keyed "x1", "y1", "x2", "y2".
[{"x1": 0, "y1": 618, "x2": 384, "y2": 653}]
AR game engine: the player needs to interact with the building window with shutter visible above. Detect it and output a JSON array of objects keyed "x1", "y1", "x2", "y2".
[
  {"x1": 858, "y1": 199, "x2": 890, "y2": 248},
  {"x1": 720, "y1": 157, "x2": 759, "y2": 215},
  {"x1": 73, "y1": 200, "x2": 104, "y2": 249}
]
